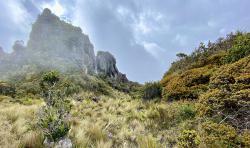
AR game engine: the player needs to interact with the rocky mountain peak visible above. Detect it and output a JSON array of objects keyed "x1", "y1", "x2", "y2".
[
  {"x1": 27, "y1": 8, "x2": 96, "y2": 73},
  {"x1": 42, "y1": 8, "x2": 52, "y2": 15},
  {"x1": 0, "y1": 8, "x2": 127, "y2": 80}
]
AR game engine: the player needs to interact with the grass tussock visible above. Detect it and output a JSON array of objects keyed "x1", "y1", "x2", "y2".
[{"x1": 0, "y1": 99, "x2": 42, "y2": 148}]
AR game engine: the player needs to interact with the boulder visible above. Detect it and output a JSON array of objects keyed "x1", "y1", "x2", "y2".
[{"x1": 44, "y1": 137, "x2": 72, "y2": 148}]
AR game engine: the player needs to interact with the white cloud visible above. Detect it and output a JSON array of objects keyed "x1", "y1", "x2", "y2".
[
  {"x1": 4, "y1": 1, "x2": 31, "y2": 31},
  {"x1": 117, "y1": 6, "x2": 130, "y2": 17},
  {"x1": 0, "y1": 0, "x2": 33, "y2": 51},
  {"x1": 135, "y1": 19, "x2": 152, "y2": 34},
  {"x1": 141, "y1": 41, "x2": 164, "y2": 58},
  {"x1": 173, "y1": 34, "x2": 188, "y2": 46}
]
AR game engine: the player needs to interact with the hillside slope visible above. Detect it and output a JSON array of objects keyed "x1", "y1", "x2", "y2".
[{"x1": 161, "y1": 32, "x2": 250, "y2": 147}]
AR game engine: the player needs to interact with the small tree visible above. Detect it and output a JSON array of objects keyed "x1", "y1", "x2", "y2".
[
  {"x1": 176, "y1": 52, "x2": 187, "y2": 59},
  {"x1": 38, "y1": 71, "x2": 71, "y2": 142}
]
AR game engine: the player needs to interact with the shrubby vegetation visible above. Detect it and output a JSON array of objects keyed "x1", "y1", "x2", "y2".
[
  {"x1": 38, "y1": 71, "x2": 71, "y2": 143},
  {"x1": 161, "y1": 31, "x2": 250, "y2": 147},
  {"x1": 177, "y1": 130, "x2": 200, "y2": 148},
  {"x1": 141, "y1": 81, "x2": 162, "y2": 100},
  {"x1": 224, "y1": 32, "x2": 250, "y2": 63},
  {"x1": 0, "y1": 31, "x2": 249, "y2": 147}
]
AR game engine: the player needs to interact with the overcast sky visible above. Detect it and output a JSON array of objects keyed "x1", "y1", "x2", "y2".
[{"x1": 0, "y1": 0, "x2": 250, "y2": 82}]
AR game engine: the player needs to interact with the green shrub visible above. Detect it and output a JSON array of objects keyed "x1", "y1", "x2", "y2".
[
  {"x1": 161, "y1": 66, "x2": 211, "y2": 101},
  {"x1": 179, "y1": 104, "x2": 196, "y2": 120},
  {"x1": 201, "y1": 121, "x2": 237, "y2": 147},
  {"x1": 177, "y1": 130, "x2": 200, "y2": 148},
  {"x1": 141, "y1": 82, "x2": 162, "y2": 100},
  {"x1": 41, "y1": 70, "x2": 60, "y2": 85},
  {"x1": 224, "y1": 33, "x2": 250, "y2": 63},
  {"x1": 60, "y1": 79, "x2": 81, "y2": 96},
  {"x1": 38, "y1": 106, "x2": 70, "y2": 141},
  {"x1": 38, "y1": 71, "x2": 71, "y2": 142},
  {"x1": 0, "y1": 82, "x2": 15, "y2": 97}
]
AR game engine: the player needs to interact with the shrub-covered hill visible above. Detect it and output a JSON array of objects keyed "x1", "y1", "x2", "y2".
[{"x1": 161, "y1": 32, "x2": 250, "y2": 147}]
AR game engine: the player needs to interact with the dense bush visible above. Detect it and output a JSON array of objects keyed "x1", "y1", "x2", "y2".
[
  {"x1": 177, "y1": 130, "x2": 200, "y2": 148},
  {"x1": 201, "y1": 121, "x2": 237, "y2": 147},
  {"x1": 224, "y1": 33, "x2": 250, "y2": 63},
  {"x1": 161, "y1": 66, "x2": 212, "y2": 101},
  {"x1": 0, "y1": 82, "x2": 15, "y2": 97},
  {"x1": 41, "y1": 70, "x2": 60, "y2": 86},
  {"x1": 141, "y1": 82, "x2": 162, "y2": 100}
]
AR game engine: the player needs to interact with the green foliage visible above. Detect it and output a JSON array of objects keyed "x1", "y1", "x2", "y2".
[
  {"x1": 176, "y1": 52, "x2": 188, "y2": 59},
  {"x1": 38, "y1": 71, "x2": 71, "y2": 142},
  {"x1": 161, "y1": 66, "x2": 212, "y2": 101},
  {"x1": 201, "y1": 121, "x2": 237, "y2": 147},
  {"x1": 196, "y1": 56, "x2": 250, "y2": 130},
  {"x1": 165, "y1": 32, "x2": 243, "y2": 75},
  {"x1": 224, "y1": 33, "x2": 250, "y2": 63},
  {"x1": 38, "y1": 106, "x2": 70, "y2": 141},
  {"x1": 144, "y1": 102, "x2": 197, "y2": 130},
  {"x1": 0, "y1": 82, "x2": 15, "y2": 97},
  {"x1": 177, "y1": 130, "x2": 200, "y2": 148},
  {"x1": 41, "y1": 70, "x2": 60, "y2": 86},
  {"x1": 141, "y1": 82, "x2": 162, "y2": 100},
  {"x1": 179, "y1": 104, "x2": 196, "y2": 120}
]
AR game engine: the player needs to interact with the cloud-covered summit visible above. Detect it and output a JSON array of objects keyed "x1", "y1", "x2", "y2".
[{"x1": 0, "y1": 0, "x2": 250, "y2": 82}]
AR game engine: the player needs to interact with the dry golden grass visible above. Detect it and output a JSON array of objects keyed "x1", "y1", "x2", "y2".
[
  {"x1": 0, "y1": 90, "x2": 196, "y2": 148},
  {"x1": 68, "y1": 90, "x2": 192, "y2": 148},
  {"x1": 0, "y1": 99, "x2": 42, "y2": 148}
]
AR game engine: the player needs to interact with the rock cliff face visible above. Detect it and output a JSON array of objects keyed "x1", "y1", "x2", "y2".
[
  {"x1": 27, "y1": 8, "x2": 96, "y2": 73},
  {"x1": 0, "y1": 8, "x2": 127, "y2": 81}
]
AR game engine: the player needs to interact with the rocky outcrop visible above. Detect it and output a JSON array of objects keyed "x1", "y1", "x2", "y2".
[
  {"x1": 96, "y1": 51, "x2": 119, "y2": 77},
  {"x1": 0, "y1": 8, "x2": 127, "y2": 81},
  {"x1": 96, "y1": 51, "x2": 128, "y2": 82},
  {"x1": 27, "y1": 8, "x2": 96, "y2": 73}
]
